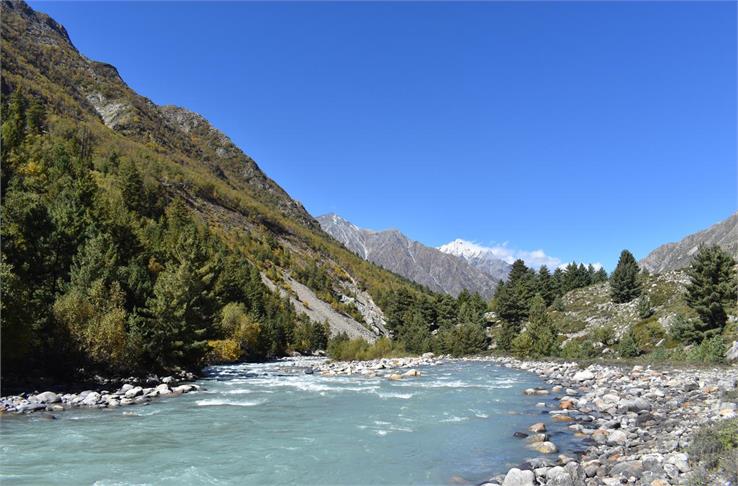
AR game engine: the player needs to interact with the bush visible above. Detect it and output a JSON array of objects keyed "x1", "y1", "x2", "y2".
[
  {"x1": 632, "y1": 319, "x2": 665, "y2": 353},
  {"x1": 637, "y1": 295, "x2": 654, "y2": 319},
  {"x1": 618, "y1": 330, "x2": 640, "y2": 358},
  {"x1": 688, "y1": 418, "x2": 738, "y2": 482},
  {"x1": 560, "y1": 339, "x2": 598, "y2": 359},
  {"x1": 687, "y1": 335, "x2": 727, "y2": 364},
  {"x1": 207, "y1": 339, "x2": 242, "y2": 363},
  {"x1": 670, "y1": 314, "x2": 700, "y2": 344},
  {"x1": 591, "y1": 325, "x2": 616, "y2": 346},
  {"x1": 327, "y1": 335, "x2": 407, "y2": 361}
]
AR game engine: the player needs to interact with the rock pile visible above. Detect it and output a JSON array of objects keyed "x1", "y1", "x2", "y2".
[{"x1": 1, "y1": 373, "x2": 200, "y2": 415}]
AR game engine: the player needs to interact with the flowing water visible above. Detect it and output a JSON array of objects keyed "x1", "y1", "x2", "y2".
[{"x1": 1, "y1": 359, "x2": 581, "y2": 485}]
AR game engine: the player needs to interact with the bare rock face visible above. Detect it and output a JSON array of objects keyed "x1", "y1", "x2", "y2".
[
  {"x1": 318, "y1": 214, "x2": 506, "y2": 298},
  {"x1": 85, "y1": 93, "x2": 132, "y2": 129},
  {"x1": 641, "y1": 212, "x2": 738, "y2": 273}
]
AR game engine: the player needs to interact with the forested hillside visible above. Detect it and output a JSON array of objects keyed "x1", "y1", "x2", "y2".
[{"x1": 0, "y1": 0, "x2": 443, "y2": 378}]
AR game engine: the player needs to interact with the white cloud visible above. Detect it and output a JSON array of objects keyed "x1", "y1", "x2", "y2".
[{"x1": 491, "y1": 245, "x2": 562, "y2": 269}]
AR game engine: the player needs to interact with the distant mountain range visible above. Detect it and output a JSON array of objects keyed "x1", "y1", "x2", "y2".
[
  {"x1": 318, "y1": 214, "x2": 510, "y2": 298},
  {"x1": 641, "y1": 212, "x2": 738, "y2": 273}
]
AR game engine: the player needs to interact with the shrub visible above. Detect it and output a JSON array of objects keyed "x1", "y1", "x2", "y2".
[
  {"x1": 637, "y1": 295, "x2": 654, "y2": 319},
  {"x1": 207, "y1": 339, "x2": 242, "y2": 363},
  {"x1": 670, "y1": 314, "x2": 700, "y2": 344},
  {"x1": 632, "y1": 319, "x2": 665, "y2": 353},
  {"x1": 560, "y1": 339, "x2": 598, "y2": 359},
  {"x1": 618, "y1": 330, "x2": 640, "y2": 358},
  {"x1": 688, "y1": 418, "x2": 738, "y2": 481},
  {"x1": 687, "y1": 335, "x2": 727, "y2": 364},
  {"x1": 327, "y1": 335, "x2": 407, "y2": 361},
  {"x1": 591, "y1": 325, "x2": 616, "y2": 346}
]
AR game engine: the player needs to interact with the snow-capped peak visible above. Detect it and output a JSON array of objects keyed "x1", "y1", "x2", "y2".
[{"x1": 437, "y1": 239, "x2": 493, "y2": 261}]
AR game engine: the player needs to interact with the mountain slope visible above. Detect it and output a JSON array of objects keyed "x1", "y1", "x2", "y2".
[
  {"x1": 318, "y1": 214, "x2": 503, "y2": 298},
  {"x1": 0, "y1": 0, "x2": 436, "y2": 370},
  {"x1": 438, "y1": 239, "x2": 513, "y2": 280},
  {"x1": 640, "y1": 212, "x2": 738, "y2": 273}
]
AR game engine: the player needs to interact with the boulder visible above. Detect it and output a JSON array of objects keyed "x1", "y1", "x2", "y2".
[
  {"x1": 607, "y1": 430, "x2": 627, "y2": 445},
  {"x1": 35, "y1": 391, "x2": 61, "y2": 404},
  {"x1": 527, "y1": 441, "x2": 558, "y2": 454},
  {"x1": 387, "y1": 374, "x2": 402, "y2": 381},
  {"x1": 502, "y1": 468, "x2": 535, "y2": 486},
  {"x1": 124, "y1": 386, "x2": 143, "y2": 398},
  {"x1": 402, "y1": 369, "x2": 420, "y2": 377},
  {"x1": 528, "y1": 422, "x2": 546, "y2": 433},
  {"x1": 81, "y1": 392, "x2": 101, "y2": 406},
  {"x1": 610, "y1": 460, "x2": 643, "y2": 479},
  {"x1": 573, "y1": 370, "x2": 595, "y2": 381},
  {"x1": 665, "y1": 453, "x2": 690, "y2": 473}
]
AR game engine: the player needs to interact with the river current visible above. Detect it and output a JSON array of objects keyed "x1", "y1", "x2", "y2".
[{"x1": 1, "y1": 359, "x2": 580, "y2": 485}]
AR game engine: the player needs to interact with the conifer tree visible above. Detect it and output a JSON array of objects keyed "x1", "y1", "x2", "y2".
[
  {"x1": 524, "y1": 294, "x2": 557, "y2": 357},
  {"x1": 685, "y1": 245, "x2": 737, "y2": 335},
  {"x1": 494, "y1": 259, "x2": 535, "y2": 324},
  {"x1": 610, "y1": 250, "x2": 642, "y2": 303},
  {"x1": 536, "y1": 265, "x2": 556, "y2": 306}
]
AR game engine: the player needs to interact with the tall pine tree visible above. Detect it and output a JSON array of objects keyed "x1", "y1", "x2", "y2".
[
  {"x1": 685, "y1": 245, "x2": 737, "y2": 336},
  {"x1": 610, "y1": 250, "x2": 641, "y2": 303}
]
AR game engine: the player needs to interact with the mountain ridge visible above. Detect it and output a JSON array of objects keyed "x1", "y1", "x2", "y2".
[
  {"x1": 318, "y1": 213, "x2": 508, "y2": 298},
  {"x1": 641, "y1": 212, "x2": 738, "y2": 273}
]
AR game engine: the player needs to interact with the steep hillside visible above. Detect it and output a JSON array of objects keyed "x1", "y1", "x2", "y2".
[
  {"x1": 438, "y1": 239, "x2": 512, "y2": 281},
  {"x1": 641, "y1": 212, "x2": 738, "y2": 273},
  {"x1": 318, "y1": 214, "x2": 501, "y2": 298},
  {"x1": 0, "y1": 1, "x2": 436, "y2": 375}
]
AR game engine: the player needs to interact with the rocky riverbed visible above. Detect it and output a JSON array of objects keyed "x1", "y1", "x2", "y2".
[
  {"x1": 0, "y1": 371, "x2": 201, "y2": 415},
  {"x1": 311, "y1": 354, "x2": 737, "y2": 485},
  {"x1": 473, "y1": 357, "x2": 737, "y2": 486}
]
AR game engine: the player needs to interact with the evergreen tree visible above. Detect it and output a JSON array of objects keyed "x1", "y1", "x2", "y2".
[
  {"x1": 610, "y1": 250, "x2": 642, "y2": 303},
  {"x1": 494, "y1": 259, "x2": 535, "y2": 324},
  {"x1": 685, "y1": 245, "x2": 737, "y2": 335},
  {"x1": 525, "y1": 294, "x2": 557, "y2": 357},
  {"x1": 536, "y1": 265, "x2": 556, "y2": 305},
  {"x1": 593, "y1": 267, "x2": 608, "y2": 284}
]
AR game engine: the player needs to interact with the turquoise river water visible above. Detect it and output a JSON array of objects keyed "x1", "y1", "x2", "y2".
[{"x1": 0, "y1": 359, "x2": 581, "y2": 485}]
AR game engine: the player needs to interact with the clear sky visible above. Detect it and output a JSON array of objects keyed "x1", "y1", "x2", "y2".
[{"x1": 30, "y1": 1, "x2": 736, "y2": 270}]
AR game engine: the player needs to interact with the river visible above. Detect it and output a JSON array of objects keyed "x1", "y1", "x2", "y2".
[{"x1": 0, "y1": 359, "x2": 581, "y2": 485}]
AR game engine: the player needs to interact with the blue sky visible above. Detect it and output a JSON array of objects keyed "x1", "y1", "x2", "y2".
[{"x1": 31, "y1": 1, "x2": 736, "y2": 270}]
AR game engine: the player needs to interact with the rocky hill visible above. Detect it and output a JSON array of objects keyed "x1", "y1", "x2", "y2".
[
  {"x1": 318, "y1": 214, "x2": 503, "y2": 298},
  {"x1": 641, "y1": 212, "x2": 738, "y2": 274},
  {"x1": 0, "y1": 0, "x2": 436, "y2": 350}
]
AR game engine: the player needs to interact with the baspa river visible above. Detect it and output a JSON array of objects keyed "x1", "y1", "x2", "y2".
[{"x1": 1, "y1": 359, "x2": 582, "y2": 485}]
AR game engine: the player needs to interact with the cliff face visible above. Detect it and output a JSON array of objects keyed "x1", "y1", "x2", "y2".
[{"x1": 641, "y1": 213, "x2": 738, "y2": 273}]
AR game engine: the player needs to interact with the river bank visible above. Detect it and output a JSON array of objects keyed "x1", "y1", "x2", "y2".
[
  {"x1": 307, "y1": 354, "x2": 737, "y2": 485},
  {"x1": 0, "y1": 370, "x2": 200, "y2": 415}
]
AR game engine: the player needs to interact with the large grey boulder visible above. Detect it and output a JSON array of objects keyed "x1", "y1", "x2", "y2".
[
  {"x1": 35, "y1": 391, "x2": 60, "y2": 404},
  {"x1": 501, "y1": 468, "x2": 534, "y2": 486}
]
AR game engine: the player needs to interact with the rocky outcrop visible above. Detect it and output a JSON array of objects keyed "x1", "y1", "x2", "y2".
[
  {"x1": 318, "y1": 214, "x2": 505, "y2": 298},
  {"x1": 641, "y1": 212, "x2": 738, "y2": 273},
  {"x1": 261, "y1": 273, "x2": 383, "y2": 342}
]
